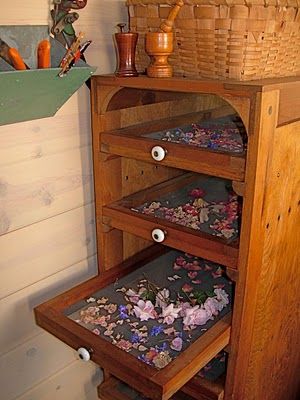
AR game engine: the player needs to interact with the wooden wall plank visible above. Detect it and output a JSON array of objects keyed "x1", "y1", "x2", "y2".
[
  {"x1": 0, "y1": 255, "x2": 97, "y2": 356},
  {"x1": 0, "y1": 146, "x2": 94, "y2": 234},
  {"x1": 13, "y1": 360, "x2": 101, "y2": 400},
  {"x1": 0, "y1": 1, "x2": 126, "y2": 399},
  {"x1": 0, "y1": 203, "x2": 96, "y2": 299},
  {"x1": 1, "y1": 332, "x2": 78, "y2": 400},
  {"x1": 0, "y1": 0, "x2": 49, "y2": 25},
  {"x1": 0, "y1": 112, "x2": 91, "y2": 167},
  {"x1": 54, "y1": 86, "x2": 91, "y2": 117}
]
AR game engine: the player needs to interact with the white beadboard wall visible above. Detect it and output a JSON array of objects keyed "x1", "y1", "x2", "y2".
[{"x1": 0, "y1": 1, "x2": 127, "y2": 399}]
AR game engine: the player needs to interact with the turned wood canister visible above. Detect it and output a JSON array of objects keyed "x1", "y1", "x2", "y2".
[{"x1": 114, "y1": 24, "x2": 138, "y2": 77}]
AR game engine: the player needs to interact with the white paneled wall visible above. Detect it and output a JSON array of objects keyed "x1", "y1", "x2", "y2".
[{"x1": 0, "y1": 1, "x2": 127, "y2": 399}]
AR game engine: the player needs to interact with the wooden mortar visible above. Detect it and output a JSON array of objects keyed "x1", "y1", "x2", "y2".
[{"x1": 145, "y1": 0, "x2": 184, "y2": 78}]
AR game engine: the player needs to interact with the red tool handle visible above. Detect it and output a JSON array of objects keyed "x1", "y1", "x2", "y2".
[
  {"x1": 8, "y1": 47, "x2": 27, "y2": 70},
  {"x1": 37, "y1": 40, "x2": 51, "y2": 69}
]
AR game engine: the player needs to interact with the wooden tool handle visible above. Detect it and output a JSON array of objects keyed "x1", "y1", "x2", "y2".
[
  {"x1": 37, "y1": 39, "x2": 51, "y2": 69},
  {"x1": 8, "y1": 47, "x2": 27, "y2": 70},
  {"x1": 159, "y1": 0, "x2": 184, "y2": 33}
]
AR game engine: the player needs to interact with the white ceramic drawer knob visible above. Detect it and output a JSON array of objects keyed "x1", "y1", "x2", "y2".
[
  {"x1": 151, "y1": 228, "x2": 166, "y2": 243},
  {"x1": 151, "y1": 146, "x2": 166, "y2": 161},
  {"x1": 77, "y1": 347, "x2": 92, "y2": 361}
]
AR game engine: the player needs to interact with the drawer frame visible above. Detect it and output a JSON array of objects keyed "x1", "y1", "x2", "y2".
[{"x1": 35, "y1": 246, "x2": 231, "y2": 400}]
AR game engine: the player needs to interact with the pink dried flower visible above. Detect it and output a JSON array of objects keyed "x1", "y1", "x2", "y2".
[
  {"x1": 183, "y1": 305, "x2": 210, "y2": 329},
  {"x1": 192, "y1": 279, "x2": 202, "y2": 284},
  {"x1": 125, "y1": 288, "x2": 140, "y2": 304},
  {"x1": 79, "y1": 306, "x2": 99, "y2": 324},
  {"x1": 174, "y1": 256, "x2": 186, "y2": 267},
  {"x1": 163, "y1": 327, "x2": 177, "y2": 336},
  {"x1": 183, "y1": 262, "x2": 201, "y2": 271},
  {"x1": 133, "y1": 300, "x2": 157, "y2": 321},
  {"x1": 170, "y1": 337, "x2": 183, "y2": 352},
  {"x1": 182, "y1": 283, "x2": 194, "y2": 293},
  {"x1": 173, "y1": 262, "x2": 183, "y2": 271},
  {"x1": 116, "y1": 339, "x2": 133, "y2": 352},
  {"x1": 212, "y1": 267, "x2": 223, "y2": 279},
  {"x1": 179, "y1": 302, "x2": 192, "y2": 317},
  {"x1": 92, "y1": 315, "x2": 108, "y2": 327},
  {"x1": 203, "y1": 297, "x2": 219, "y2": 317},
  {"x1": 161, "y1": 303, "x2": 181, "y2": 325},
  {"x1": 214, "y1": 288, "x2": 229, "y2": 307},
  {"x1": 188, "y1": 271, "x2": 198, "y2": 279},
  {"x1": 189, "y1": 188, "x2": 206, "y2": 198},
  {"x1": 182, "y1": 204, "x2": 198, "y2": 216},
  {"x1": 105, "y1": 303, "x2": 117, "y2": 314}
]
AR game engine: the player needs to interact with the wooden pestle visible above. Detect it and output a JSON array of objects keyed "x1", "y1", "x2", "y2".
[{"x1": 159, "y1": 0, "x2": 184, "y2": 33}]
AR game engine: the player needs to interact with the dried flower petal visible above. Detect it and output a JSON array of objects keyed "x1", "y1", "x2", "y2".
[
  {"x1": 134, "y1": 300, "x2": 157, "y2": 321},
  {"x1": 182, "y1": 283, "x2": 194, "y2": 293},
  {"x1": 171, "y1": 337, "x2": 183, "y2": 351},
  {"x1": 161, "y1": 303, "x2": 182, "y2": 325},
  {"x1": 152, "y1": 351, "x2": 172, "y2": 369}
]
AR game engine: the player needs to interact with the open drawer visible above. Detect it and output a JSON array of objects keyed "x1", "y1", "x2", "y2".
[
  {"x1": 35, "y1": 246, "x2": 232, "y2": 400},
  {"x1": 98, "y1": 375, "x2": 194, "y2": 400},
  {"x1": 103, "y1": 173, "x2": 240, "y2": 269},
  {"x1": 100, "y1": 113, "x2": 246, "y2": 182},
  {"x1": 99, "y1": 351, "x2": 227, "y2": 400},
  {"x1": 99, "y1": 371, "x2": 225, "y2": 400}
]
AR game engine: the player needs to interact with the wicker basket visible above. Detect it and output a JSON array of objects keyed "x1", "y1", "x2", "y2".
[{"x1": 127, "y1": 0, "x2": 300, "y2": 80}]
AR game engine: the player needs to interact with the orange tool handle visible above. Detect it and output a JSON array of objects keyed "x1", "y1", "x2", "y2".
[
  {"x1": 37, "y1": 40, "x2": 51, "y2": 69},
  {"x1": 8, "y1": 47, "x2": 27, "y2": 70}
]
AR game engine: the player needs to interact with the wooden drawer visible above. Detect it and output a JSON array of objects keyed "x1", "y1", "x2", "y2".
[
  {"x1": 103, "y1": 174, "x2": 240, "y2": 269},
  {"x1": 98, "y1": 372, "x2": 225, "y2": 400},
  {"x1": 35, "y1": 246, "x2": 232, "y2": 400},
  {"x1": 100, "y1": 113, "x2": 246, "y2": 182}
]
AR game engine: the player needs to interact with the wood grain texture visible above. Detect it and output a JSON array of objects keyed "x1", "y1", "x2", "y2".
[
  {"x1": 92, "y1": 79, "x2": 246, "y2": 271},
  {"x1": 0, "y1": 112, "x2": 91, "y2": 167},
  {"x1": 225, "y1": 89, "x2": 280, "y2": 399},
  {"x1": 35, "y1": 300, "x2": 230, "y2": 400},
  {"x1": 242, "y1": 120, "x2": 300, "y2": 400},
  {"x1": 0, "y1": 255, "x2": 97, "y2": 356},
  {"x1": 0, "y1": 203, "x2": 96, "y2": 299},
  {"x1": 90, "y1": 76, "x2": 300, "y2": 400},
  {"x1": 0, "y1": 2, "x2": 127, "y2": 400},
  {"x1": 34, "y1": 246, "x2": 229, "y2": 400},
  {"x1": 0, "y1": 146, "x2": 94, "y2": 234},
  {"x1": 226, "y1": 89, "x2": 300, "y2": 400},
  {"x1": 14, "y1": 360, "x2": 101, "y2": 400},
  {"x1": 98, "y1": 374, "x2": 224, "y2": 400},
  {"x1": 0, "y1": 332, "x2": 77, "y2": 400},
  {"x1": 102, "y1": 136, "x2": 245, "y2": 182},
  {"x1": 103, "y1": 205, "x2": 239, "y2": 268}
]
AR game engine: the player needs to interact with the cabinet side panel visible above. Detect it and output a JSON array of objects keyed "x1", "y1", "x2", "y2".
[
  {"x1": 243, "y1": 120, "x2": 300, "y2": 400},
  {"x1": 225, "y1": 90, "x2": 280, "y2": 399}
]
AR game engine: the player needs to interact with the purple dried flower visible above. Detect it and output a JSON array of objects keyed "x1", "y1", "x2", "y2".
[
  {"x1": 118, "y1": 304, "x2": 129, "y2": 319},
  {"x1": 131, "y1": 333, "x2": 141, "y2": 343},
  {"x1": 170, "y1": 337, "x2": 183, "y2": 352},
  {"x1": 156, "y1": 342, "x2": 168, "y2": 352},
  {"x1": 150, "y1": 325, "x2": 163, "y2": 336}
]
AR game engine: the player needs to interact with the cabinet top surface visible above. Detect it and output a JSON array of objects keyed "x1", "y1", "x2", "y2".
[{"x1": 92, "y1": 74, "x2": 300, "y2": 96}]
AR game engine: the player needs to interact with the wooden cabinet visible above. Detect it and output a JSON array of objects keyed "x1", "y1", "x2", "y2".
[{"x1": 34, "y1": 75, "x2": 300, "y2": 400}]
